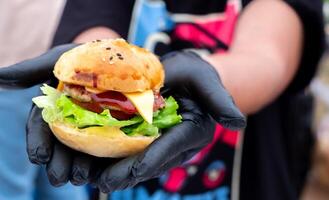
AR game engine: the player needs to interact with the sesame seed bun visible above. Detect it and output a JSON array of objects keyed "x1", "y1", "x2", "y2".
[
  {"x1": 53, "y1": 39, "x2": 164, "y2": 93},
  {"x1": 50, "y1": 121, "x2": 157, "y2": 158}
]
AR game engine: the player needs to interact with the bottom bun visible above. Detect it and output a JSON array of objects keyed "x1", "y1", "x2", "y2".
[{"x1": 49, "y1": 122, "x2": 158, "y2": 158}]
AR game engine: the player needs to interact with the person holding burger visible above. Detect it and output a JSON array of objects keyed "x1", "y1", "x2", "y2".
[
  {"x1": 0, "y1": 0, "x2": 324, "y2": 199},
  {"x1": 0, "y1": 38, "x2": 246, "y2": 199}
]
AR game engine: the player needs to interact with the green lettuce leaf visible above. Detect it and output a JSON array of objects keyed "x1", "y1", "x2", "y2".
[
  {"x1": 121, "y1": 121, "x2": 159, "y2": 136},
  {"x1": 32, "y1": 84, "x2": 182, "y2": 136},
  {"x1": 121, "y1": 96, "x2": 182, "y2": 136},
  {"x1": 56, "y1": 95, "x2": 143, "y2": 128},
  {"x1": 32, "y1": 84, "x2": 142, "y2": 128},
  {"x1": 32, "y1": 84, "x2": 61, "y2": 123},
  {"x1": 153, "y1": 96, "x2": 182, "y2": 129}
]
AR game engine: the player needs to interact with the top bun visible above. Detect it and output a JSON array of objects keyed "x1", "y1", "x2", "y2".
[{"x1": 54, "y1": 39, "x2": 164, "y2": 93}]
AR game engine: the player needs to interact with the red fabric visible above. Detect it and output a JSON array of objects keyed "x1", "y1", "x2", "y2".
[
  {"x1": 173, "y1": 3, "x2": 238, "y2": 52},
  {"x1": 163, "y1": 167, "x2": 188, "y2": 192}
]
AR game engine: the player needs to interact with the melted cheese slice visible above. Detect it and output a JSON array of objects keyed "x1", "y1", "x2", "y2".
[
  {"x1": 123, "y1": 90, "x2": 154, "y2": 124},
  {"x1": 57, "y1": 81, "x2": 64, "y2": 91}
]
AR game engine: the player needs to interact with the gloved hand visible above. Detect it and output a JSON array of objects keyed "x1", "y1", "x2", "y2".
[
  {"x1": 0, "y1": 48, "x2": 246, "y2": 192},
  {"x1": 0, "y1": 44, "x2": 77, "y2": 87}
]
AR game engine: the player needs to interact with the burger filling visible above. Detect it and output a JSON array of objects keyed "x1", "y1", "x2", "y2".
[
  {"x1": 63, "y1": 84, "x2": 165, "y2": 120},
  {"x1": 32, "y1": 84, "x2": 182, "y2": 136}
]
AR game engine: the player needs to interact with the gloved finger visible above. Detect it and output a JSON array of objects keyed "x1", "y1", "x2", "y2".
[
  {"x1": 26, "y1": 106, "x2": 54, "y2": 164},
  {"x1": 89, "y1": 157, "x2": 121, "y2": 188},
  {"x1": 0, "y1": 44, "x2": 77, "y2": 86},
  {"x1": 132, "y1": 111, "x2": 215, "y2": 179},
  {"x1": 97, "y1": 156, "x2": 137, "y2": 193},
  {"x1": 97, "y1": 148, "x2": 202, "y2": 193},
  {"x1": 46, "y1": 142, "x2": 73, "y2": 187},
  {"x1": 117, "y1": 181, "x2": 139, "y2": 191},
  {"x1": 70, "y1": 153, "x2": 94, "y2": 186},
  {"x1": 162, "y1": 52, "x2": 246, "y2": 130},
  {"x1": 191, "y1": 71, "x2": 246, "y2": 130},
  {"x1": 149, "y1": 148, "x2": 201, "y2": 179},
  {"x1": 97, "y1": 101, "x2": 212, "y2": 192}
]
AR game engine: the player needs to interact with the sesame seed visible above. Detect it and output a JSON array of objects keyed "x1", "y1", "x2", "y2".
[
  {"x1": 116, "y1": 53, "x2": 122, "y2": 57},
  {"x1": 106, "y1": 47, "x2": 111, "y2": 50}
]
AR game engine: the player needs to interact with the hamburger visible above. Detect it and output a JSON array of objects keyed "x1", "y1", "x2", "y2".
[{"x1": 32, "y1": 39, "x2": 182, "y2": 158}]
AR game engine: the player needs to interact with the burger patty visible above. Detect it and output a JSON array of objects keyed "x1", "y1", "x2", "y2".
[
  {"x1": 63, "y1": 84, "x2": 165, "y2": 115},
  {"x1": 63, "y1": 84, "x2": 92, "y2": 102}
]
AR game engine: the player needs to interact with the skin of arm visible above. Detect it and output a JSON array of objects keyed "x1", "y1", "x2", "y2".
[
  {"x1": 73, "y1": 26, "x2": 120, "y2": 43},
  {"x1": 72, "y1": 0, "x2": 303, "y2": 115},
  {"x1": 205, "y1": 0, "x2": 303, "y2": 114}
]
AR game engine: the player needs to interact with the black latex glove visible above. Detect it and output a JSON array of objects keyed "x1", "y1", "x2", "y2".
[
  {"x1": 0, "y1": 44, "x2": 77, "y2": 87},
  {"x1": 0, "y1": 49, "x2": 246, "y2": 192}
]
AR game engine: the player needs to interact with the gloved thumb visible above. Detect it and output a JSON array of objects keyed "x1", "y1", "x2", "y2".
[
  {"x1": 162, "y1": 51, "x2": 246, "y2": 130},
  {"x1": 0, "y1": 44, "x2": 77, "y2": 87}
]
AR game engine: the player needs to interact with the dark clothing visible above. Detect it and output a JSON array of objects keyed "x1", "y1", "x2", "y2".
[{"x1": 53, "y1": 0, "x2": 324, "y2": 199}]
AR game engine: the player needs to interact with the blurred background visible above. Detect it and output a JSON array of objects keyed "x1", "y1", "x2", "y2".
[
  {"x1": 301, "y1": 0, "x2": 329, "y2": 199},
  {"x1": 1, "y1": 0, "x2": 329, "y2": 199},
  {"x1": 0, "y1": 1, "x2": 89, "y2": 200}
]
